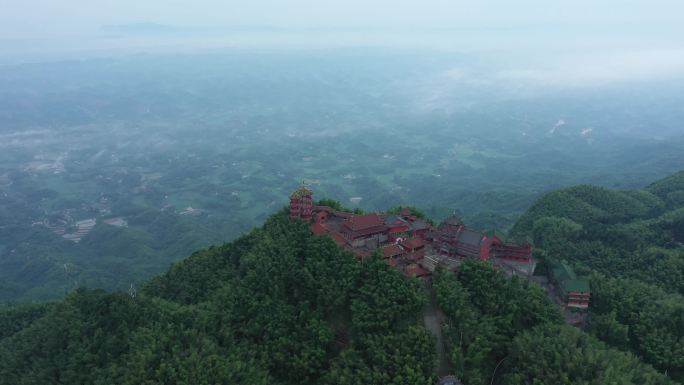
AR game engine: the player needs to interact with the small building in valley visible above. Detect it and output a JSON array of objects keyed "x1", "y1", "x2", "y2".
[{"x1": 552, "y1": 262, "x2": 591, "y2": 309}]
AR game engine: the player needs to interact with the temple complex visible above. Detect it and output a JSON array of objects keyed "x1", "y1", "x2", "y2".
[{"x1": 289, "y1": 185, "x2": 552, "y2": 285}]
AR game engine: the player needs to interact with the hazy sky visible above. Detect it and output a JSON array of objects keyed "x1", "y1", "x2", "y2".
[
  {"x1": 3, "y1": 0, "x2": 684, "y2": 38},
  {"x1": 2, "y1": 0, "x2": 684, "y2": 87}
]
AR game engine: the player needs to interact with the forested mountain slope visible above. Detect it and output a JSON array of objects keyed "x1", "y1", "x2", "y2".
[
  {"x1": 433, "y1": 265, "x2": 673, "y2": 385},
  {"x1": 0, "y1": 211, "x2": 435, "y2": 385},
  {"x1": 1, "y1": 207, "x2": 676, "y2": 384},
  {"x1": 511, "y1": 170, "x2": 684, "y2": 382}
]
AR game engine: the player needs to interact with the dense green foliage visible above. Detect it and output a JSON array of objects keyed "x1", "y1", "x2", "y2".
[
  {"x1": 0, "y1": 211, "x2": 434, "y2": 385},
  {"x1": 433, "y1": 263, "x2": 673, "y2": 385},
  {"x1": 3, "y1": 171, "x2": 684, "y2": 384},
  {"x1": 504, "y1": 325, "x2": 673, "y2": 385},
  {"x1": 588, "y1": 275, "x2": 684, "y2": 380},
  {"x1": 433, "y1": 263, "x2": 561, "y2": 385},
  {"x1": 0, "y1": 303, "x2": 53, "y2": 340},
  {"x1": 513, "y1": 171, "x2": 684, "y2": 382},
  {"x1": 316, "y1": 199, "x2": 364, "y2": 214},
  {"x1": 512, "y1": 185, "x2": 665, "y2": 236}
]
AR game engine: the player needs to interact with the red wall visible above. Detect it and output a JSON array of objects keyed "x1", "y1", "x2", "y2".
[{"x1": 479, "y1": 235, "x2": 493, "y2": 261}]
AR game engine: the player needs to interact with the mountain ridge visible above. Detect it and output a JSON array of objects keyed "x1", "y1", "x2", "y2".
[{"x1": 2, "y1": 171, "x2": 683, "y2": 384}]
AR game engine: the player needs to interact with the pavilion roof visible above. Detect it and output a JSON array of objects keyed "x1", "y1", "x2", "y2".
[
  {"x1": 402, "y1": 237, "x2": 425, "y2": 250},
  {"x1": 383, "y1": 244, "x2": 404, "y2": 258},
  {"x1": 385, "y1": 215, "x2": 408, "y2": 226},
  {"x1": 563, "y1": 279, "x2": 591, "y2": 293},
  {"x1": 410, "y1": 219, "x2": 429, "y2": 231},
  {"x1": 553, "y1": 261, "x2": 591, "y2": 293},
  {"x1": 311, "y1": 222, "x2": 329, "y2": 236},
  {"x1": 443, "y1": 214, "x2": 463, "y2": 226},
  {"x1": 345, "y1": 213, "x2": 385, "y2": 230},
  {"x1": 485, "y1": 229, "x2": 507, "y2": 241},
  {"x1": 290, "y1": 185, "x2": 313, "y2": 199},
  {"x1": 458, "y1": 228, "x2": 484, "y2": 246}
]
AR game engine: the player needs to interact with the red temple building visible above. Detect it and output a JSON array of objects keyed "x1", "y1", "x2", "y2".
[
  {"x1": 385, "y1": 214, "x2": 411, "y2": 242},
  {"x1": 341, "y1": 213, "x2": 388, "y2": 249},
  {"x1": 490, "y1": 239, "x2": 533, "y2": 263},
  {"x1": 431, "y1": 214, "x2": 533, "y2": 263},
  {"x1": 289, "y1": 186, "x2": 535, "y2": 279},
  {"x1": 383, "y1": 244, "x2": 405, "y2": 260},
  {"x1": 433, "y1": 215, "x2": 488, "y2": 260},
  {"x1": 401, "y1": 237, "x2": 426, "y2": 261}
]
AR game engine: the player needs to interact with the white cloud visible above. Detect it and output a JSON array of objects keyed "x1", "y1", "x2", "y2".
[
  {"x1": 496, "y1": 49, "x2": 684, "y2": 88},
  {"x1": 549, "y1": 119, "x2": 565, "y2": 135}
]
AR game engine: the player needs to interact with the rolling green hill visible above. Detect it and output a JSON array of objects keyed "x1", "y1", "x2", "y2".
[{"x1": 512, "y1": 170, "x2": 684, "y2": 381}]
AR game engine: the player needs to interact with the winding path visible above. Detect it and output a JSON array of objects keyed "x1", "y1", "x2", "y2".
[{"x1": 423, "y1": 280, "x2": 450, "y2": 378}]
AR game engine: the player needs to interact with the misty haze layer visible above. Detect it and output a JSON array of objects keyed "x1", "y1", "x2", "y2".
[{"x1": 1, "y1": 49, "x2": 683, "y2": 300}]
